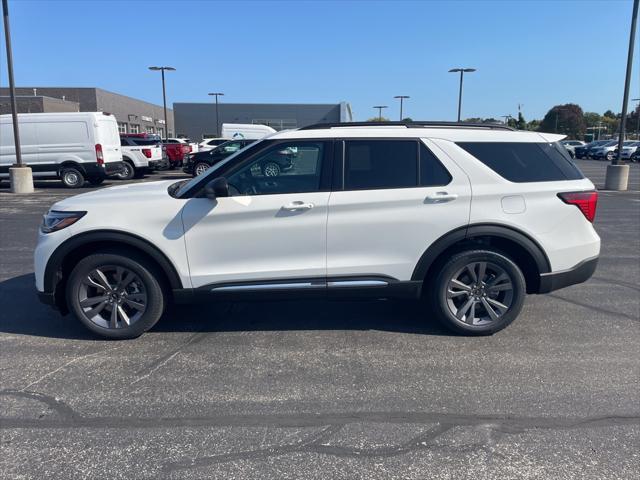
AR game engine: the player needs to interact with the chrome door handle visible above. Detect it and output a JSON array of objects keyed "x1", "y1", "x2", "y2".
[
  {"x1": 425, "y1": 191, "x2": 458, "y2": 202},
  {"x1": 282, "y1": 201, "x2": 314, "y2": 211}
]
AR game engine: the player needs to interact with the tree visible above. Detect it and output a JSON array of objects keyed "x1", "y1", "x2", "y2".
[
  {"x1": 401, "y1": 117, "x2": 413, "y2": 122},
  {"x1": 603, "y1": 110, "x2": 617, "y2": 119},
  {"x1": 517, "y1": 112, "x2": 526, "y2": 130},
  {"x1": 366, "y1": 117, "x2": 390, "y2": 122},
  {"x1": 539, "y1": 104, "x2": 586, "y2": 139},
  {"x1": 526, "y1": 119, "x2": 541, "y2": 131}
]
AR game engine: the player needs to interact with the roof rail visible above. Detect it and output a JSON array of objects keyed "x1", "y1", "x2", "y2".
[{"x1": 298, "y1": 121, "x2": 515, "y2": 131}]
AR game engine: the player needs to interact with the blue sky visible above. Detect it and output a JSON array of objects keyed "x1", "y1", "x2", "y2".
[{"x1": 1, "y1": 0, "x2": 638, "y2": 121}]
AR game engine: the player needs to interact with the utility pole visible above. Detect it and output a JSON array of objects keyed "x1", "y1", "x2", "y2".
[
  {"x1": 605, "y1": 0, "x2": 637, "y2": 190},
  {"x1": 3, "y1": 0, "x2": 33, "y2": 193},
  {"x1": 394, "y1": 95, "x2": 410, "y2": 121}
]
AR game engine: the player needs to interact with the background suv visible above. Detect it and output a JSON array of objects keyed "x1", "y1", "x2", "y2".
[
  {"x1": 182, "y1": 139, "x2": 256, "y2": 176},
  {"x1": 35, "y1": 122, "x2": 600, "y2": 339}
]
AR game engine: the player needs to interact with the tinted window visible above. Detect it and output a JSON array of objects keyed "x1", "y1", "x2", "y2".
[
  {"x1": 456, "y1": 142, "x2": 584, "y2": 182},
  {"x1": 344, "y1": 140, "x2": 417, "y2": 190},
  {"x1": 131, "y1": 139, "x2": 160, "y2": 146},
  {"x1": 227, "y1": 142, "x2": 325, "y2": 195},
  {"x1": 420, "y1": 143, "x2": 452, "y2": 186}
]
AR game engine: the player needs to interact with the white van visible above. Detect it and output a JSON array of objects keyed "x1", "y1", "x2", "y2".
[
  {"x1": 220, "y1": 123, "x2": 277, "y2": 140},
  {"x1": 0, "y1": 112, "x2": 124, "y2": 188}
]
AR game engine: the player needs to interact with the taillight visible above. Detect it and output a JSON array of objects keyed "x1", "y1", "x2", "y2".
[
  {"x1": 142, "y1": 148, "x2": 152, "y2": 158},
  {"x1": 558, "y1": 191, "x2": 598, "y2": 223},
  {"x1": 95, "y1": 144, "x2": 104, "y2": 165}
]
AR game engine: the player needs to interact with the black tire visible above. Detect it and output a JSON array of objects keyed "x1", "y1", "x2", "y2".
[
  {"x1": 60, "y1": 167, "x2": 85, "y2": 188},
  {"x1": 262, "y1": 161, "x2": 281, "y2": 177},
  {"x1": 427, "y1": 249, "x2": 526, "y2": 335},
  {"x1": 88, "y1": 177, "x2": 105, "y2": 186},
  {"x1": 116, "y1": 160, "x2": 135, "y2": 180},
  {"x1": 66, "y1": 251, "x2": 166, "y2": 339},
  {"x1": 193, "y1": 162, "x2": 210, "y2": 177}
]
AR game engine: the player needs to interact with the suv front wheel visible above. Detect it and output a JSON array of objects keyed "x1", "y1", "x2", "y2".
[
  {"x1": 66, "y1": 251, "x2": 166, "y2": 339},
  {"x1": 428, "y1": 249, "x2": 526, "y2": 335}
]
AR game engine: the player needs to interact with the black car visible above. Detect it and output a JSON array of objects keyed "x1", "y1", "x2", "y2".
[
  {"x1": 574, "y1": 140, "x2": 609, "y2": 159},
  {"x1": 183, "y1": 139, "x2": 294, "y2": 177}
]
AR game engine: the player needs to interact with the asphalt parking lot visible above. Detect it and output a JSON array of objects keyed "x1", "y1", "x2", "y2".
[{"x1": 1, "y1": 160, "x2": 639, "y2": 479}]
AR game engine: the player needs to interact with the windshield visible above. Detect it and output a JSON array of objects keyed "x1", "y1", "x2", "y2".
[{"x1": 175, "y1": 139, "x2": 264, "y2": 197}]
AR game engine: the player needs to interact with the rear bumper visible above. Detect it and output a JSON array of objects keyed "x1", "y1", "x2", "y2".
[{"x1": 538, "y1": 256, "x2": 599, "y2": 293}]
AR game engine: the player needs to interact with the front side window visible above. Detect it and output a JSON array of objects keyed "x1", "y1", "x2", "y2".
[
  {"x1": 344, "y1": 140, "x2": 418, "y2": 190},
  {"x1": 226, "y1": 141, "x2": 325, "y2": 196},
  {"x1": 457, "y1": 142, "x2": 584, "y2": 182}
]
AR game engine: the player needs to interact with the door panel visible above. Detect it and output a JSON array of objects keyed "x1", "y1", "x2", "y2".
[
  {"x1": 182, "y1": 193, "x2": 329, "y2": 288},
  {"x1": 327, "y1": 139, "x2": 471, "y2": 281}
]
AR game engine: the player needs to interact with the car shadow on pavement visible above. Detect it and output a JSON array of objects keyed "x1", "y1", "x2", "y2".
[{"x1": 0, "y1": 274, "x2": 450, "y2": 340}]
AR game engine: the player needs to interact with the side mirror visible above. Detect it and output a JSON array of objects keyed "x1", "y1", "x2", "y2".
[{"x1": 204, "y1": 177, "x2": 229, "y2": 200}]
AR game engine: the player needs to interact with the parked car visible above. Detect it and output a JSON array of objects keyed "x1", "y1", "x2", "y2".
[
  {"x1": 574, "y1": 140, "x2": 610, "y2": 159},
  {"x1": 0, "y1": 112, "x2": 124, "y2": 188},
  {"x1": 615, "y1": 141, "x2": 640, "y2": 161},
  {"x1": 166, "y1": 137, "x2": 198, "y2": 154},
  {"x1": 182, "y1": 139, "x2": 257, "y2": 176},
  {"x1": 560, "y1": 140, "x2": 585, "y2": 158},
  {"x1": 198, "y1": 138, "x2": 228, "y2": 152},
  {"x1": 589, "y1": 140, "x2": 622, "y2": 161},
  {"x1": 117, "y1": 136, "x2": 164, "y2": 180},
  {"x1": 35, "y1": 121, "x2": 600, "y2": 339}
]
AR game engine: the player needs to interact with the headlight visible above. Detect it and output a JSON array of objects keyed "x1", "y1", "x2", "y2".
[{"x1": 41, "y1": 210, "x2": 86, "y2": 234}]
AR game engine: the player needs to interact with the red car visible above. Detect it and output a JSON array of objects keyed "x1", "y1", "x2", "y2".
[{"x1": 120, "y1": 133, "x2": 190, "y2": 168}]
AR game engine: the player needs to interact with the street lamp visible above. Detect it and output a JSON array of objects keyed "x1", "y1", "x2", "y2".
[
  {"x1": 208, "y1": 92, "x2": 224, "y2": 137},
  {"x1": 373, "y1": 105, "x2": 388, "y2": 121},
  {"x1": 148, "y1": 66, "x2": 175, "y2": 141},
  {"x1": 394, "y1": 95, "x2": 410, "y2": 121},
  {"x1": 448, "y1": 67, "x2": 476, "y2": 122}
]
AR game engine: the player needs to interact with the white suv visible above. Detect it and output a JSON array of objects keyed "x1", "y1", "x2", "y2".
[{"x1": 34, "y1": 122, "x2": 600, "y2": 339}]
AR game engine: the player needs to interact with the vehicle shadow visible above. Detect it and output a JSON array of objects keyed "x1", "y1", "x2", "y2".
[{"x1": 0, "y1": 274, "x2": 450, "y2": 340}]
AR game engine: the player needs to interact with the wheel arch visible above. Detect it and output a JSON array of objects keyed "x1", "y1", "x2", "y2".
[
  {"x1": 44, "y1": 230, "x2": 183, "y2": 313},
  {"x1": 412, "y1": 224, "x2": 551, "y2": 294}
]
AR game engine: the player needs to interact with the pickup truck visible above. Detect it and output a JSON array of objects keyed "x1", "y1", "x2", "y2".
[{"x1": 117, "y1": 135, "x2": 164, "y2": 179}]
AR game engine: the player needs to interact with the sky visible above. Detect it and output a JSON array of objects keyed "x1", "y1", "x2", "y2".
[{"x1": 1, "y1": 0, "x2": 639, "y2": 122}]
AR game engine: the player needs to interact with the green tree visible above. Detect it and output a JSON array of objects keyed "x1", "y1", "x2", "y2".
[
  {"x1": 366, "y1": 117, "x2": 390, "y2": 122},
  {"x1": 517, "y1": 112, "x2": 526, "y2": 130},
  {"x1": 539, "y1": 104, "x2": 586, "y2": 139},
  {"x1": 401, "y1": 117, "x2": 413, "y2": 122},
  {"x1": 526, "y1": 119, "x2": 541, "y2": 131},
  {"x1": 603, "y1": 110, "x2": 617, "y2": 119}
]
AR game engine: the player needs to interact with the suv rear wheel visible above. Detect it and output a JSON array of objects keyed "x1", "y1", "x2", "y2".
[
  {"x1": 66, "y1": 252, "x2": 166, "y2": 339},
  {"x1": 194, "y1": 162, "x2": 210, "y2": 176},
  {"x1": 428, "y1": 249, "x2": 526, "y2": 335}
]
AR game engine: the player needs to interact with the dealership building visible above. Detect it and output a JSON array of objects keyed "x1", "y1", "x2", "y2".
[
  {"x1": 173, "y1": 102, "x2": 353, "y2": 140},
  {"x1": 0, "y1": 87, "x2": 175, "y2": 137}
]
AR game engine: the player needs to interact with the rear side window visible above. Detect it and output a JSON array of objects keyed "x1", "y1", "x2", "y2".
[
  {"x1": 420, "y1": 143, "x2": 452, "y2": 186},
  {"x1": 456, "y1": 142, "x2": 584, "y2": 182},
  {"x1": 344, "y1": 140, "x2": 417, "y2": 190}
]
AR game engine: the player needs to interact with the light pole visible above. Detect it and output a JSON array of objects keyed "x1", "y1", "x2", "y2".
[
  {"x1": 373, "y1": 105, "x2": 388, "y2": 121},
  {"x1": 605, "y1": 0, "x2": 637, "y2": 191},
  {"x1": 208, "y1": 92, "x2": 224, "y2": 137},
  {"x1": 3, "y1": 0, "x2": 33, "y2": 193},
  {"x1": 448, "y1": 67, "x2": 476, "y2": 122},
  {"x1": 394, "y1": 95, "x2": 410, "y2": 121},
  {"x1": 148, "y1": 66, "x2": 175, "y2": 141}
]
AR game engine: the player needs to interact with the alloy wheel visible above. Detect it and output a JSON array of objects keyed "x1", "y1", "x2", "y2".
[
  {"x1": 194, "y1": 163, "x2": 209, "y2": 176},
  {"x1": 446, "y1": 261, "x2": 514, "y2": 326},
  {"x1": 263, "y1": 162, "x2": 280, "y2": 177},
  {"x1": 77, "y1": 265, "x2": 147, "y2": 329},
  {"x1": 64, "y1": 171, "x2": 80, "y2": 186}
]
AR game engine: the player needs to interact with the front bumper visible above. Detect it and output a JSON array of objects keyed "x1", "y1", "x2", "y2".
[{"x1": 538, "y1": 256, "x2": 599, "y2": 293}]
